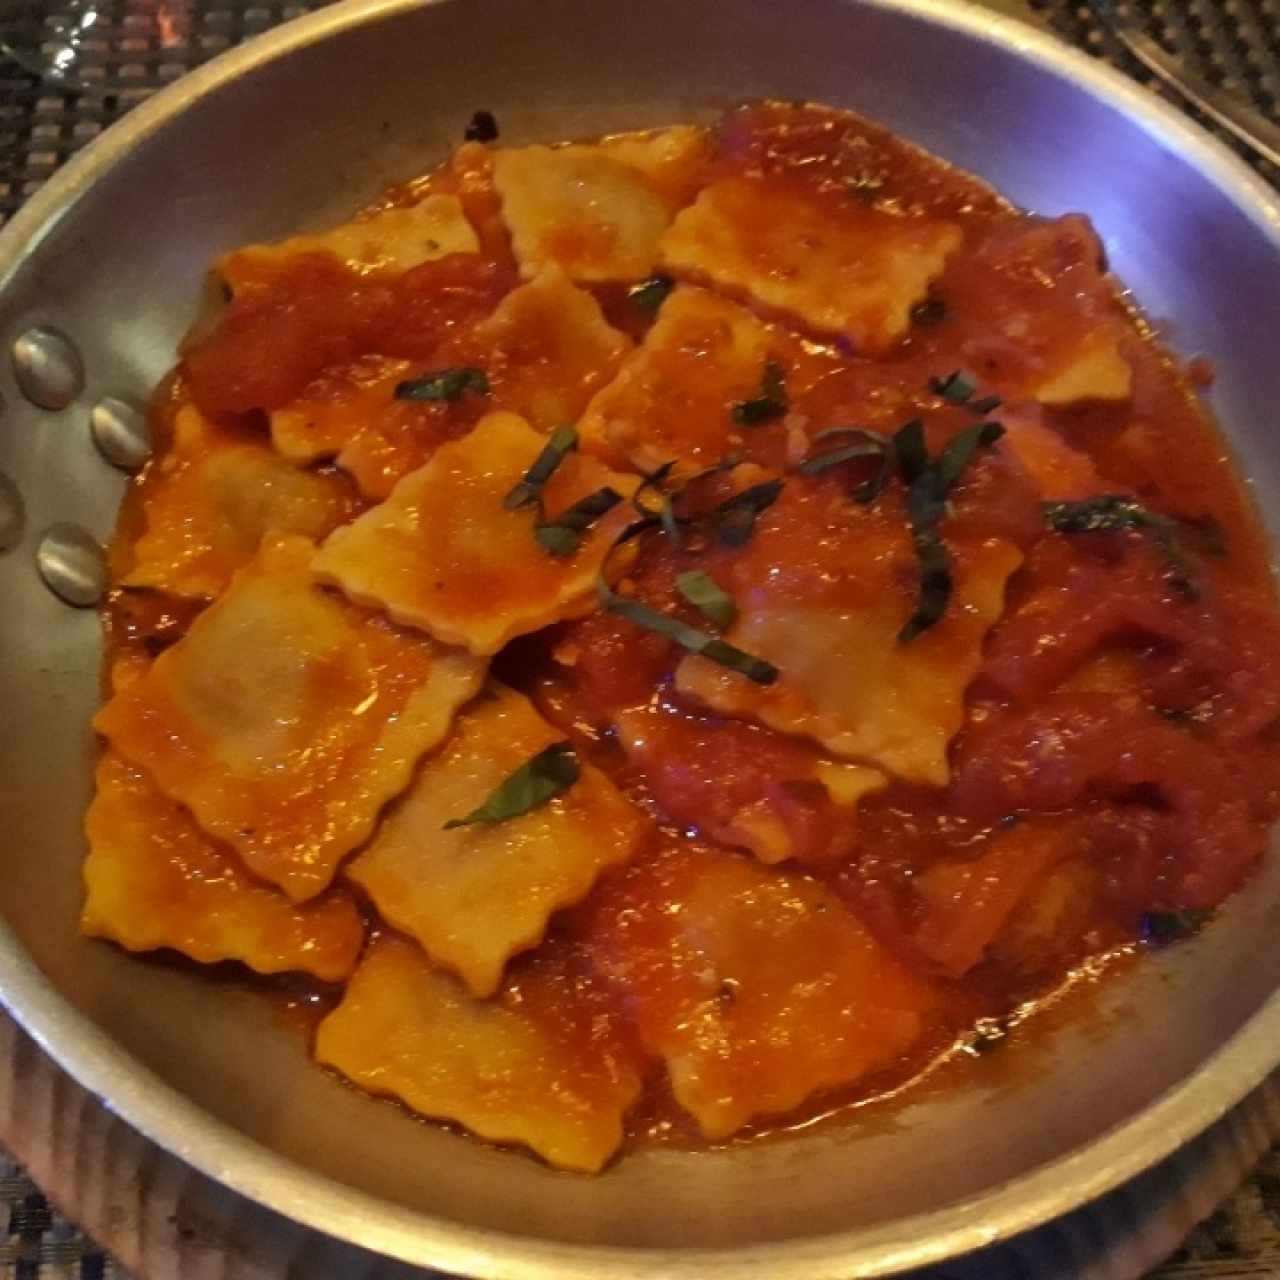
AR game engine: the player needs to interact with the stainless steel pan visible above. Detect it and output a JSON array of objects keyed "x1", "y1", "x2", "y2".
[{"x1": 1, "y1": 1, "x2": 1279, "y2": 1275}]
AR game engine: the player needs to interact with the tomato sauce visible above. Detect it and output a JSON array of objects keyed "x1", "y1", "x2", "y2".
[{"x1": 103, "y1": 101, "x2": 1280, "y2": 1160}]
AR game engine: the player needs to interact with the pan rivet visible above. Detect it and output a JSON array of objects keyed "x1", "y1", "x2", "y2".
[
  {"x1": 0, "y1": 471, "x2": 23, "y2": 551},
  {"x1": 12, "y1": 327, "x2": 85, "y2": 410},
  {"x1": 35, "y1": 522, "x2": 106, "y2": 607},
  {"x1": 91, "y1": 396, "x2": 151, "y2": 470}
]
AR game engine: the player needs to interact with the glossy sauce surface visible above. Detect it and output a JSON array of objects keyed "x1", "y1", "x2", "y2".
[{"x1": 96, "y1": 102, "x2": 1280, "y2": 1166}]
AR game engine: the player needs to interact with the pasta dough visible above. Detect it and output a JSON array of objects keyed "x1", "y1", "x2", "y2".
[
  {"x1": 95, "y1": 534, "x2": 486, "y2": 901},
  {"x1": 348, "y1": 684, "x2": 647, "y2": 996}
]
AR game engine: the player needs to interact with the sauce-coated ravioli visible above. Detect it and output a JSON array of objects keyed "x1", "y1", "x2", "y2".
[
  {"x1": 96, "y1": 534, "x2": 485, "y2": 901},
  {"x1": 83, "y1": 753, "x2": 365, "y2": 981},
  {"x1": 90, "y1": 100, "x2": 1280, "y2": 1175},
  {"x1": 312, "y1": 411, "x2": 640, "y2": 654},
  {"x1": 348, "y1": 684, "x2": 647, "y2": 997}
]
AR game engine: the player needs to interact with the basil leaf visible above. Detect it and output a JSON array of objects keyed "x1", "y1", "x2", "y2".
[
  {"x1": 534, "y1": 486, "x2": 624, "y2": 557},
  {"x1": 676, "y1": 569, "x2": 736, "y2": 630},
  {"x1": 712, "y1": 479, "x2": 784, "y2": 547},
  {"x1": 633, "y1": 460, "x2": 683, "y2": 545},
  {"x1": 731, "y1": 360, "x2": 788, "y2": 426},
  {"x1": 503, "y1": 425, "x2": 578, "y2": 511},
  {"x1": 443, "y1": 741, "x2": 580, "y2": 829},
  {"x1": 969, "y1": 394, "x2": 1003, "y2": 415},
  {"x1": 396, "y1": 366, "x2": 490, "y2": 402},
  {"x1": 1042, "y1": 495, "x2": 1198, "y2": 598},
  {"x1": 898, "y1": 420, "x2": 1003, "y2": 643},
  {"x1": 898, "y1": 523, "x2": 952, "y2": 643},
  {"x1": 1140, "y1": 908, "x2": 1212, "y2": 945},
  {"x1": 801, "y1": 427, "x2": 895, "y2": 501},
  {"x1": 893, "y1": 418, "x2": 929, "y2": 485},
  {"x1": 629, "y1": 274, "x2": 675, "y2": 312},
  {"x1": 464, "y1": 109, "x2": 499, "y2": 142},
  {"x1": 600, "y1": 587, "x2": 777, "y2": 684},
  {"x1": 929, "y1": 370, "x2": 976, "y2": 405},
  {"x1": 932, "y1": 421, "x2": 1005, "y2": 497}
]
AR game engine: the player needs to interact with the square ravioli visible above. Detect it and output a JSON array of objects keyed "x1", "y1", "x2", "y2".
[
  {"x1": 220, "y1": 195, "x2": 480, "y2": 289},
  {"x1": 123, "y1": 404, "x2": 359, "y2": 599},
  {"x1": 491, "y1": 126, "x2": 708, "y2": 283},
  {"x1": 312, "y1": 411, "x2": 640, "y2": 654},
  {"x1": 587, "y1": 846, "x2": 935, "y2": 1139},
  {"x1": 674, "y1": 483, "x2": 1022, "y2": 785},
  {"x1": 83, "y1": 753, "x2": 365, "y2": 981},
  {"x1": 347, "y1": 683, "x2": 647, "y2": 997},
  {"x1": 577, "y1": 285, "x2": 773, "y2": 469},
  {"x1": 658, "y1": 176, "x2": 961, "y2": 353},
  {"x1": 95, "y1": 534, "x2": 486, "y2": 902},
  {"x1": 467, "y1": 264, "x2": 633, "y2": 429},
  {"x1": 268, "y1": 268, "x2": 632, "y2": 500},
  {"x1": 315, "y1": 933, "x2": 644, "y2": 1173}
]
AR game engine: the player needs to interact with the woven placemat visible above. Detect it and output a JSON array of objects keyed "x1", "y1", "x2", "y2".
[{"x1": 0, "y1": 0, "x2": 1277, "y2": 1276}]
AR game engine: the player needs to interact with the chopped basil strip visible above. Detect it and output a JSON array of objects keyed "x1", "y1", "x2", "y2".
[
  {"x1": 503, "y1": 425, "x2": 578, "y2": 511},
  {"x1": 600, "y1": 586, "x2": 777, "y2": 684},
  {"x1": 731, "y1": 360, "x2": 788, "y2": 426},
  {"x1": 463, "y1": 109, "x2": 499, "y2": 142},
  {"x1": 628, "y1": 274, "x2": 675, "y2": 312},
  {"x1": 1140, "y1": 908, "x2": 1212, "y2": 945},
  {"x1": 899, "y1": 523, "x2": 953, "y2": 643},
  {"x1": 443, "y1": 741, "x2": 580, "y2": 829},
  {"x1": 1042, "y1": 495, "x2": 1198, "y2": 597},
  {"x1": 932, "y1": 421, "x2": 1005, "y2": 501},
  {"x1": 633, "y1": 460, "x2": 682, "y2": 544},
  {"x1": 534, "y1": 486, "x2": 623, "y2": 557},
  {"x1": 898, "y1": 420, "x2": 1005, "y2": 643},
  {"x1": 712, "y1": 479, "x2": 784, "y2": 547},
  {"x1": 801, "y1": 427, "x2": 895, "y2": 502},
  {"x1": 893, "y1": 418, "x2": 929, "y2": 485},
  {"x1": 929, "y1": 370, "x2": 977, "y2": 405},
  {"x1": 676, "y1": 569, "x2": 736, "y2": 630},
  {"x1": 909, "y1": 295, "x2": 948, "y2": 327},
  {"x1": 396, "y1": 366, "x2": 490, "y2": 403},
  {"x1": 969, "y1": 394, "x2": 1003, "y2": 415}
]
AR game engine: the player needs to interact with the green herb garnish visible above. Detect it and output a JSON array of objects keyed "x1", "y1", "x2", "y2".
[
  {"x1": 800, "y1": 427, "x2": 895, "y2": 502},
  {"x1": 731, "y1": 360, "x2": 788, "y2": 426},
  {"x1": 535, "y1": 486, "x2": 624, "y2": 557},
  {"x1": 676, "y1": 570, "x2": 736, "y2": 630},
  {"x1": 1042, "y1": 495, "x2": 1199, "y2": 598},
  {"x1": 711, "y1": 479, "x2": 784, "y2": 547},
  {"x1": 629, "y1": 274, "x2": 675, "y2": 313},
  {"x1": 503, "y1": 425, "x2": 578, "y2": 511},
  {"x1": 464, "y1": 109, "x2": 499, "y2": 142},
  {"x1": 898, "y1": 420, "x2": 1005, "y2": 642},
  {"x1": 599, "y1": 585, "x2": 777, "y2": 684},
  {"x1": 443, "y1": 741, "x2": 580, "y2": 829},
  {"x1": 1140, "y1": 909, "x2": 1212, "y2": 945},
  {"x1": 396, "y1": 367, "x2": 490, "y2": 403},
  {"x1": 929, "y1": 370, "x2": 977, "y2": 405}
]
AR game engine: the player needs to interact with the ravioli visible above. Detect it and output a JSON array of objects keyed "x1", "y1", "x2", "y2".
[
  {"x1": 470, "y1": 264, "x2": 632, "y2": 429},
  {"x1": 1031, "y1": 327, "x2": 1132, "y2": 404},
  {"x1": 577, "y1": 285, "x2": 773, "y2": 468},
  {"x1": 95, "y1": 534, "x2": 486, "y2": 902},
  {"x1": 659, "y1": 176, "x2": 961, "y2": 352},
  {"x1": 349, "y1": 684, "x2": 646, "y2": 996},
  {"x1": 123, "y1": 405, "x2": 358, "y2": 598},
  {"x1": 491, "y1": 127, "x2": 708, "y2": 282},
  {"x1": 312, "y1": 411, "x2": 640, "y2": 655},
  {"x1": 82, "y1": 753, "x2": 365, "y2": 980},
  {"x1": 270, "y1": 353, "x2": 413, "y2": 466},
  {"x1": 315, "y1": 933, "x2": 644, "y2": 1173},
  {"x1": 675, "y1": 485, "x2": 1022, "y2": 785},
  {"x1": 588, "y1": 847, "x2": 935, "y2": 1139},
  {"x1": 220, "y1": 196, "x2": 480, "y2": 288}
]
